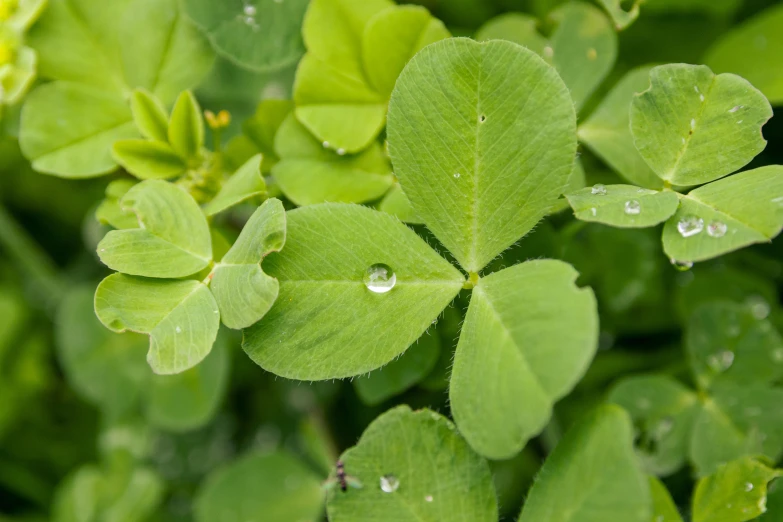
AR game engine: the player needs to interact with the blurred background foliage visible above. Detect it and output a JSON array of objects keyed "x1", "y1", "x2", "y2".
[{"x1": 1, "y1": 0, "x2": 783, "y2": 520}]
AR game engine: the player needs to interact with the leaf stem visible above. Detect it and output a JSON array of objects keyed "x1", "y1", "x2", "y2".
[{"x1": 0, "y1": 204, "x2": 66, "y2": 310}]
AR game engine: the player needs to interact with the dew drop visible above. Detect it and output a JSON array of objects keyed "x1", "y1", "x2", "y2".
[
  {"x1": 543, "y1": 46, "x2": 554, "y2": 58},
  {"x1": 453, "y1": 172, "x2": 460, "y2": 179},
  {"x1": 175, "y1": 326, "x2": 182, "y2": 334},
  {"x1": 591, "y1": 183, "x2": 607, "y2": 195},
  {"x1": 380, "y1": 475, "x2": 399, "y2": 493},
  {"x1": 425, "y1": 495, "x2": 434, "y2": 502},
  {"x1": 677, "y1": 215, "x2": 704, "y2": 238},
  {"x1": 243, "y1": 4, "x2": 256, "y2": 16},
  {"x1": 243, "y1": 15, "x2": 256, "y2": 26},
  {"x1": 694, "y1": 85, "x2": 700, "y2": 93},
  {"x1": 707, "y1": 350, "x2": 734, "y2": 372},
  {"x1": 364, "y1": 264, "x2": 396, "y2": 294},
  {"x1": 737, "y1": 120, "x2": 743, "y2": 124},
  {"x1": 771, "y1": 196, "x2": 783, "y2": 206},
  {"x1": 700, "y1": 94, "x2": 705, "y2": 102},
  {"x1": 653, "y1": 417, "x2": 673, "y2": 438},
  {"x1": 729, "y1": 105, "x2": 742, "y2": 113},
  {"x1": 322, "y1": 141, "x2": 330, "y2": 149},
  {"x1": 746, "y1": 295, "x2": 770, "y2": 320},
  {"x1": 624, "y1": 200, "x2": 641, "y2": 215},
  {"x1": 100, "y1": 248, "x2": 106, "y2": 252},
  {"x1": 590, "y1": 207, "x2": 597, "y2": 216},
  {"x1": 336, "y1": 148, "x2": 346, "y2": 156},
  {"x1": 706, "y1": 220, "x2": 727, "y2": 238},
  {"x1": 745, "y1": 482, "x2": 755, "y2": 492},
  {"x1": 670, "y1": 258, "x2": 693, "y2": 271},
  {"x1": 772, "y1": 348, "x2": 783, "y2": 363},
  {"x1": 587, "y1": 47, "x2": 597, "y2": 60},
  {"x1": 690, "y1": 118, "x2": 696, "y2": 130}
]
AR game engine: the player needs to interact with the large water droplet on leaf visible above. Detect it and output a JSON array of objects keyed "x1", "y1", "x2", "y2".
[
  {"x1": 707, "y1": 350, "x2": 734, "y2": 372},
  {"x1": 380, "y1": 474, "x2": 399, "y2": 493},
  {"x1": 364, "y1": 264, "x2": 396, "y2": 294},
  {"x1": 707, "y1": 220, "x2": 728, "y2": 238},
  {"x1": 677, "y1": 215, "x2": 704, "y2": 238},
  {"x1": 670, "y1": 258, "x2": 693, "y2": 271},
  {"x1": 591, "y1": 184, "x2": 607, "y2": 195},
  {"x1": 624, "y1": 200, "x2": 641, "y2": 215},
  {"x1": 746, "y1": 295, "x2": 770, "y2": 320}
]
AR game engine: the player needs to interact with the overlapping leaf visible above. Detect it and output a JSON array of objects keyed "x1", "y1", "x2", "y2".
[
  {"x1": 566, "y1": 185, "x2": 679, "y2": 228},
  {"x1": 388, "y1": 38, "x2": 577, "y2": 272},
  {"x1": 450, "y1": 260, "x2": 598, "y2": 459},
  {"x1": 203, "y1": 153, "x2": 266, "y2": 216}
]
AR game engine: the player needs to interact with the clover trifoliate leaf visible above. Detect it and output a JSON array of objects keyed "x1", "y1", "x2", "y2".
[
  {"x1": 388, "y1": 38, "x2": 576, "y2": 273},
  {"x1": 97, "y1": 180, "x2": 212, "y2": 278},
  {"x1": 326, "y1": 406, "x2": 498, "y2": 522},
  {"x1": 95, "y1": 274, "x2": 220, "y2": 375},
  {"x1": 450, "y1": 260, "x2": 598, "y2": 459},
  {"x1": 242, "y1": 203, "x2": 464, "y2": 380},
  {"x1": 630, "y1": 64, "x2": 773, "y2": 186}
]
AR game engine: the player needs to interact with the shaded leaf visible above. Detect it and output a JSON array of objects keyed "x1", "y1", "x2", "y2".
[
  {"x1": 326, "y1": 406, "x2": 498, "y2": 522},
  {"x1": 388, "y1": 38, "x2": 576, "y2": 272},
  {"x1": 95, "y1": 274, "x2": 220, "y2": 374},
  {"x1": 518, "y1": 405, "x2": 651, "y2": 522},
  {"x1": 662, "y1": 166, "x2": 783, "y2": 263},
  {"x1": 377, "y1": 183, "x2": 422, "y2": 224},
  {"x1": 242, "y1": 99, "x2": 294, "y2": 172},
  {"x1": 111, "y1": 139, "x2": 187, "y2": 180},
  {"x1": 95, "y1": 179, "x2": 139, "y2": 230},
  {"x1": 204, "y1": 154, "x2": 266, "y2": 216},
  {"x1": 650, "y1": 476, "x2": 684, "y2": 522},
  {"x1": 566, "y1": 185, "x2": 679, "y2": 228},
  {"x1": 194, "y1": 451, "x2": 323, "y2": 522},
  {"x1": 450, "y1": 260, "x2": 598, "y2": 459},
  {"x1": 210, "y1": 199, "x2": 286, "y2": 329},
  {"x1": 243, "y1": 203, "x2": 464, "y2": 380},
  {"x1": 630, "y1": 64, "x2": 773, "y2": 186},
  {"x1": 97, "y1": 180, "x2": 212, "y2": 278},
  {"x1": 475, "y1": 13, "x2": 548, "y2": 55}
]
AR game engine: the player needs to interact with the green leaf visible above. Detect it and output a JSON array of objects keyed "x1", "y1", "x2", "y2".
[
  {"x1": 547, "y1": 2, "x2": 618, "y2": 111},
  {"x1": 111, "y1": 139, "x2": 187, "y2": 180},
  {"x1": 97, "y1": 180, "x2": 212, "y2": 278},
  {"x1": 608, "y1": 375, "x2": 700, "y2": 476},
  {"x1": 243, "y1": 203, "x2": 464, "y2": 380},
  {"x1": 184, "y1": 0, "x2": 309, "y2": 72},
  {"x1": 242, "y1": 99, "x2": 294, "y2": 172},
  {"x1": 4, "y1": 0, "x2": 47, "y2": 32},
  {"x1": 388, "y1": 38, "x2": 576, "y2": 272},
  {"x1": 21, "y1": 0, "x2": 214, "y2": 177},
  {"x1": 272, "y1": 114, "x2": 393, "y2": 206},
  {"x1": 475, "y1": 13, "x2": 548, "y2": 56},
  {"x1": 353, "y1": 331, "x2": 440, "y2": 405},
  {"x1": 294, "y1": 0, "x2": 449, "y2": 154},
  {"x1": 577, "y1": 66, "x2": 663, "y2": 189},
  {"x1": 130, "y1": 88, "x2": 169, "y2": 142},
  {"x1": 450, "y1": 260, "x2": 598, "y2": 459},
  {"x1": 597, "y1": 0, "x2": 642, "y2": 30},
  {"x1": 56, "y1": 286, "x2": 148, "y2": 417},
  {"x1": 691, "y1": 383, "x2": 783, "y2": 475},
  {"x1": 650, "y1": 476, "x2": 684, "y2": 522},
  {"x1": 94, "y1": 274, "x2": 220, "y2": 375},
  {"x1": 19, "y1": 82, "x2": 139, "y2": 178},
  {"x1": 0, "y1": 44, "x2": 37, "y2": 105},
  {"x1": 704, "y1": 4, "x2": 783, "y2": 105},
  {"x1": 210, "y1": 199, "x2": 286, "y2": 329},
  {"x1": 630, "y1": 64, "x2": 773, "y2": 186},
  {"x1": 662, "y1": 166, "x2": 783, "y2": 263},
  {"x1": 518, "y1": 405, "x2": 651, "y2": 522},
  {"x1": 146, "y1": 332, "x2": 230, "y2": 432},
  {"x1": 326, "y1": 406, "x2": 498, "y2": 522},
  {"x1": 692, "y1": 457, "x2": 782, "y2": 522},
  {"x1": 204, "y1": 154, "x2": 266, "y2": 216},
  {"x1": 194, "y1": 451, "x2": 324, "y2": 522},
  {"x1": 566, "y1": 185, "x2": 679, "y2": 228},
  {"x1": 377, "y1": 183, "x2": 422, "y2": 224},
  {"x1": 95, "y1": 179, "x2": 139, "y2": 230},
  {"x1": 686, "y1": 302, "x2": 783, "y2": 391},
  {"x1": 168, "y1": 91, "x2": 204, "y2": 161}
]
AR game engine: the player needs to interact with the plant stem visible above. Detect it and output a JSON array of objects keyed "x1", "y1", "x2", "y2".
[{"x1": 0, "y1": 204, "x2": 66, "y2": 310}]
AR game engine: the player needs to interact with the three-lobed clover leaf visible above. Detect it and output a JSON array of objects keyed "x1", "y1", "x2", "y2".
[
  {"x1": 20, "y1": 0, "x2": 214, "y2": 178},
  {"x1": 450, "y1": 260, "x2": 598, "y2": 459},
  {"x1": 517, "y1": 405, "x2": 652, "y2": 522},
  {"x1": 326, "y1": 406, "x2": 498, "y2": 522},
  {"x1": 388, "y1": 38, "x2": 577, "y2": 273},
  {"x1": 97, "y1": 180, "x2": 212, "y2": 278},
  {"x1": 294, "y1": 0, "x2": 449, "y2": 154},
  {"x1": 209, "y1": 198, "x2": 286, "y2": 329}
]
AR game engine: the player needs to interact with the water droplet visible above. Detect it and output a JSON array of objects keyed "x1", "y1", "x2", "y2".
[
  {"x1": 543, "y1": 46, "x2": 554, "y2": 58},
  {"x1": 587, "y1": 48, "x2": 597, "y2": 60},
  {"x1": 453, "y1": 172, "x2": 460, "y2": 179},
  {"x1": 707, "y1": 350, "x2": 734, "y2": 372},
  {"x1": 243, "y1": 4, "x2": 256, "y2": 16},
  {"x1": 772, "y1": 348, "x2": 783, "y2": 363},
  {"x1": 100, "y1": 248, "x2": 106, "y2": 252},
  {"x1": 322, "y1": 141, "x2": 330, "y2": 148},
  {"x1": 771, "y1": 196, "x2": 783, "y2": 206},
  {"x1": 745, "y1": 482, "x2": 755, "y2": 492},
  {"x1": 706, "y1": 220, "x2": 727, "y2": 238},
  {"x1": 700, "y1": 94, "x2": 705, "y2": 102},
  {"x1": 380, "y1": 475, "x2": 399, "y2": 493},
  {"x1": 243, "y1": 15, "x2": 256, "y2": 26},
  {"x1": 694, "y1": 85, "x2": 700, "y2": 93},
  {"x1": 590, "y1": 207, "x2": 597, "y2": 216},
  {"x1": 746, "y1": 295, "x2": 770, "y2": 320},
  {"x1": 175, "y1": 326, "x2": 182, "y2": 333},
  {"x1": 624, "y1": 200, "x2": 641, "y2": 215},
  {"x1": 729, "y1": 105, "x2": 742, "y2": 113},
  {"x1": 670, "y1": 259, "x2": 693, "y2": 271},
  {"x1": 682, "y1": 137, "x2": 686, "y2": 144},
  {"x1": 425, "y1": 495, "x2": 434, "y2": 502},
  {"x1": 737, "y1": 120, "x2": 743, "y2": 124},
  {"x1": 336, "y1": 148, "x2": 346, "y2": 156},
  {"x1": 364, "y1": 264, "x2": 396, "y2": 294},
  {"x1": 591, "y1": 184, "x2": 607, "y2": 195},
  {"x1": 690, "y1": 118, "x2": 696, "y2": 130},
  {"x1": 677, "y1": 215, "x2": 704, "y2": 238},
  {"x1": 653, "y1": 417, "x2": 673, "y2": 438}
]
